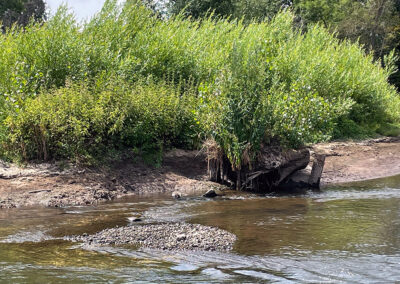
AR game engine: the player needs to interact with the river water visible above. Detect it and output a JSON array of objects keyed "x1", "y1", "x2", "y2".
[{"x1": 1, "y1": 175, "x2": 400, "y2": 283}]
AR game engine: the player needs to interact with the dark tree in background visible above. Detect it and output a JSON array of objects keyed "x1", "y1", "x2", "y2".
[
  {"x1": 168, "y1": 0, "x2": 292, "y2": 21},
  {"x1": 0, "y1": 0, "x2": 25, "y2": 15},
  {"x1": 169, "y1": 0, "x2": 235, "y2": 19},
  {"x1": 388, "y1": 0, "x2": 400, "y2": 87},
  {"x1": 1, "y1": 0, "x2": 46, "y2": 31},
  {"x1": 294, "y1": 0, "x2": 400, "y2": 88}
]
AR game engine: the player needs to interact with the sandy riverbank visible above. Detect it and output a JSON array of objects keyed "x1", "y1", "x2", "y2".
[
  {"x1": 313, "y1": 137, "x2": 400, "y2": 186},
  {"x1": 1, "y1": 137, "x2": 400, "y2": 208}
]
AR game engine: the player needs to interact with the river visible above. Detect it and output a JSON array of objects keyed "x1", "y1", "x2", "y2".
[{"x1": 1, "y1": 175, "x2": 400, "y2": 283}]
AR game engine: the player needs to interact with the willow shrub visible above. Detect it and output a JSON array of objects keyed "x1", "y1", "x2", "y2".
[
  {"x1": 0, "y1": 8, "x2": 84, "y2": 114},
  {"x1": 0, "y1": 1, "x2": 399, "y2": 165},
  {"x1": 1, "y1": 78, "x2": 198, "y2": 163},
  {"x1": 198, "y1": 36, "x2": 352, "y2": 172},
  {"x1": 197, "y1": 12, "x2": 399, "y2": 172}
]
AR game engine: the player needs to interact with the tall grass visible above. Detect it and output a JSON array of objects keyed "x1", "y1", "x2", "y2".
[{"x1": 0, "y1": 0, "x2": 398, "y2": 166}]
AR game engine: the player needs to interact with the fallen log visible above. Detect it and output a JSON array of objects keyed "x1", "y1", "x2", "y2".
[{"x1": 208, "y1": 144, "x2": 324, "y2": 192}]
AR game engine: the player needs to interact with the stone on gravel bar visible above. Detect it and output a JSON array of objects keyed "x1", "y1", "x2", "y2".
[{"x1": 203, "y1": 189, "x2": 218, "y2": 198}]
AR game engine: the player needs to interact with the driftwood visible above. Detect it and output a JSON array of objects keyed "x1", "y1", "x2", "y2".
[
  {"x1": 208, "y1": 144, "x2": 324, "y2": 192},
  {"x1": 278, "y1": 153, "x2": 326, "y2": 191},
  {"x1": 308, "y1": 154, "x2": 325, "y2": 188}
]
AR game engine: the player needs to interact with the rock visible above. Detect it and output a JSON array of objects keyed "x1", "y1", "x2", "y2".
[
  {"x1": 172, "y1": 191, "x2": 182, "y2": 199},
  {"x1": 203, "y1": 189, "x2": 218, "y2": 198},
  {"x1": 176, "y1": 234, "x2": 186, "y2": 241}
]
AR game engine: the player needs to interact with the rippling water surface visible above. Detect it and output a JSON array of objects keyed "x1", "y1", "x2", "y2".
[{"x1": 1, "y1": 175, "x2": 400, "y2": 283}]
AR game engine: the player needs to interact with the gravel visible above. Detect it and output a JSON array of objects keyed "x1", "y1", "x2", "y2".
[{"x1": 68, "y1": 223, "x2": 236, "y2": 251}]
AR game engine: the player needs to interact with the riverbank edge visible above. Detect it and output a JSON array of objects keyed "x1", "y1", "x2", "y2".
[{"x1": 1, "y1": 137, "x2": 400, "y2": 209}]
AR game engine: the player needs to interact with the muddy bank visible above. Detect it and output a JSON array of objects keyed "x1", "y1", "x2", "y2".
[
  {"x1": 67, "y1": 222, "x2": 236, "y2": 251},
  {"x1": 1, "y1": 138, "x2": 400, "y2": 208},
  {"x1": 0, "y1": 150, "x2": 217, "y2": 209}
]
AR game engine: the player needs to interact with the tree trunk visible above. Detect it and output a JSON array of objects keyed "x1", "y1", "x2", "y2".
[{"x1": 209, "y1": 159, "x2": 222, "y2": 183}]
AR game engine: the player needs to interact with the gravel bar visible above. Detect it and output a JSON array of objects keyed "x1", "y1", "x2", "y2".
[{"x1": 68, "y1": 223, "x2": 237, "y2": 251}]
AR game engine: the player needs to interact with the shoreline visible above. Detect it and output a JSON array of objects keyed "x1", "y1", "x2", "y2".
[{"x1": 1, "y1": 138, "x2": 400, "y2": 209}]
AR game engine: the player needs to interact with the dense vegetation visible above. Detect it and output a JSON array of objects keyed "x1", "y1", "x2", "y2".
[
  {"x1": 0, "y1": 0, "x2": 399, "y2": 178},
  {"x1": 167, "y1": 0, "x2": 400, "y2": 89}
]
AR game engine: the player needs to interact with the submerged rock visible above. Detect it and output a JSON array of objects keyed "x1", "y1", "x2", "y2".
[
  {"x1": 128, "y1": 216, "x2": 142, "y2": 222},
  {"x1": 172, "y1": 191, "x2": 182, "y2": 199},
  {"x1": 203, "y1": 189, "x2": 218, "y2": 198}
]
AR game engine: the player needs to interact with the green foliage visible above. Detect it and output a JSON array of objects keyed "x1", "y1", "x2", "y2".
[
  {"x1": 198, "y1": 38, "x2": 271, "y2": 170},
  {"x1": 0, "y1": 1, "x2": 398, "y2": 167},
  {"x1": 169, "y1": 0, "x2": 400, "y2": 90},
  {"x1": 268, "y1": 85, "x2": 352, "y2": 147},
  {"x1": 1, "y1": 78, "x2": 198, "y2": 163},
  {"x1": 0, "y1": 7, "x2": 84, "y2": 114},
  {"x1": 294, "y1": 0, "x2": 354, "y2": 26},
  {"x1": 295, "y1": 0, "x2": 400, "y2": 55},
  {"x1": 377, "y1": 122, "x2": 400, "y2": 137},
  {"x1": 332, "y1": 117, "x2": 377, "y2": 140},
  {"x1": 169, "y1": 0, "x2": 235, "y2": 19},
  {"x1": 197, "y1": 12, "x2": 399, "y2": 170}
]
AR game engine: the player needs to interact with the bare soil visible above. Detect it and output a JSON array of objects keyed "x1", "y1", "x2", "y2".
[
  {"x1": 0, "y1": 149, "x2": 217, "y2": 208},
  {"x1": 312, "y1": 137, "x2": 400, "y2": 186},
  {"x1": 1, "y1": 138, "x2": 400, "y2": 208}
]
